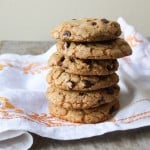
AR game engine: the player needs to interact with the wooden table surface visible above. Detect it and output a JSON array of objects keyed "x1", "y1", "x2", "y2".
[{"x1": 0, "y1": 41, "x2": 150, "y2": 150}]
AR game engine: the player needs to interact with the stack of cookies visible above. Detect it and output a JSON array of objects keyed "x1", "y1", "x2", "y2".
[{"x1": 46, "y1": 18, "x2": 132, "y2": 123}]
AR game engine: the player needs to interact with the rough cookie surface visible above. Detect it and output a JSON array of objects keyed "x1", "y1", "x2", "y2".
[
  {"x1": 49, "y1": 100, "x2": 120, "y2": 123},
  {"x1": 48, "y1": 52, "x2": 119, "y2": 75},
  {"x1": 57, "y1": 38, "x2": 132, "y2": 59},
  {"x1": 47, "y1": 67, "x2": 119, "y2": 91},
  {"x1": 46, "y1": 85, "x2": 120, "y2": 109},
  {"x1": 50, "y1": 18, "x2": 121, "y2": 42}
]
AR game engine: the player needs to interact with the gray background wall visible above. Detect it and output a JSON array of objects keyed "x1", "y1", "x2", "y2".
[{"x1": 0, "y1": 0, "x2": 149, "y2": 41}]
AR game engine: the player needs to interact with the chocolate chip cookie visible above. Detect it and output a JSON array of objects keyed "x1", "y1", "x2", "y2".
[
  {"x1": 48, "y1": 52, "x2": 119, "y2": 75},
  {"x1": 50, "y1": 18, "x2": 121, "y2": 42},
  {"x1": 49, "y1": 100, "x2": 119, "y2": 123},
  {"x1": 46, "y1": 85, "x2": 120, "y2": 109},
  {"x1": 57, "y1": 38, "x2": 132, "y2": 59},
  {"x1": 47, "y1": 67, "x2": 119, "y2": 91}
]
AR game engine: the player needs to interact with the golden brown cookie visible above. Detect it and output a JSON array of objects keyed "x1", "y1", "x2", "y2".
[
  {"x1": 57, "y1": 38, "x2": 132, "y2": 59},
  {"x1": 48, "y1": 52, "x2": 119, "y2": 75},
  {"x1": 50, "y1": 18, "x2": 121, "y2": 42},
  {"x1": 47, "y1": 67, "x2": 119, "y2": 91},
  {"x1": 46, "y1": 85, "x2": 120, "y2": 109},
  {"x1": 49, "y1": 100, "x2": 119, "y2": 123}
]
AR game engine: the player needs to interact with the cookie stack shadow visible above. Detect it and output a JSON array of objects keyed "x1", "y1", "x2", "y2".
[{"x1": 46, "y1": 18, "x2": 132, "y2": 123}]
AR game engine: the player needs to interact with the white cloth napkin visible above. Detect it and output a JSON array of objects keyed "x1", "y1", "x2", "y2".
[
  {"x1": 0, "y1": 131, "x2": 32, "y2": 150},
  {"x1": 0, "y1": 18, "x2": 150, "y2": 149}
]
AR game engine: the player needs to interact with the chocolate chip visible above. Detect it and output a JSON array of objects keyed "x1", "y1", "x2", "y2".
[
  {"x1": 106, "y1": 87, "x2": 114, "y2": 94},
  {"x1": 60, "y1": 56, "x2": 65, "y2": 62},
  {"x1": 91, "y1": 22, "x2": 97, "y2": 26},
  {"x1": 82, "y1": 80, "x2": 94, "y2": 88},
  {"x1": 106, "y1": 65, "x2": 114, "y2": 71},
  {"x1": 83, "y1": 59, "x2": 92, "y2": 64},
  {"x1": 69, "y1": 57, "x2": 75, "y2": 62},
  {"x1": 101, "y1": 18, "x2": 109, "y2": 24},
  {"x1": 79, "y1": 92, "x2": 84, "y2": 96},
  {"x1": 66, "y1": 80, "x2": 75, "y2": 89},
  {"x1": 63, "y1": 42, "x2": 70, "y2": 50},
  {"x1": 72, "y1": 19, "x2": 77, "y2": 20},
  {"x1": 109, "y1": 106, "x2": 116, "y2": 114},
  {"x1": 63, "y1": 31, "x2": 71, "y2": 37}
]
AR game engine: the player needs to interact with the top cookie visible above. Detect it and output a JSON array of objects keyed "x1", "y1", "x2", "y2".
[{"x1": 50, "y1": 18, "x2": 121, "y2": 42}]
